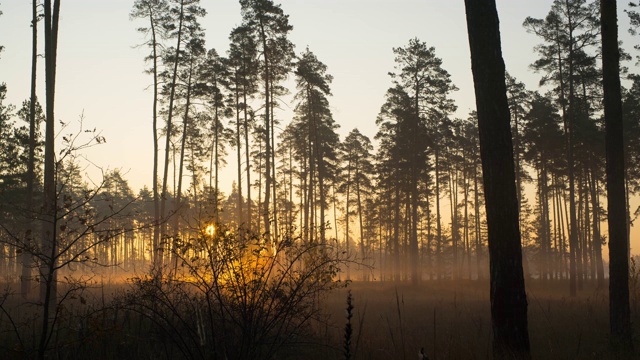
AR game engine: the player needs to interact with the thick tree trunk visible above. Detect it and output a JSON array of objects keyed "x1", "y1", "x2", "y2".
[
  {"x1": 601, "y1": 0, "x2": 633, "y2": 352},
  {"x1": 464, "y1": 0, "x2": 530, "y2": 357}
]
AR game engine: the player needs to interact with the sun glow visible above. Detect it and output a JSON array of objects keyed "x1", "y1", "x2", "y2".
[{"x1": 205, "y1": 225, "x2": 215, "y2": 237}]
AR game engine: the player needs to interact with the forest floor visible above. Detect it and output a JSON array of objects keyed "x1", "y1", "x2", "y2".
[
  {"x1": 0, "y1": 277, "x2": 637, "y2": 359},
  {"x1": 311, "y1": 279, "x2": 640, "y2": 360}
]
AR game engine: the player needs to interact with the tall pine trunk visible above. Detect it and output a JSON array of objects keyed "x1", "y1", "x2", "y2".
[
  {"x1": 601, "y1": 0, "x2": 633, "y2": 352},
  {"x1": 235, "y1": 70, "x2": 244, "y2": 227},
  {"x1": 40, "y1": 2, "x2": 60, "y2": 359},
  {"x1": 149, "y1": 4, "x2": 161, "y2": 277},
  {"x1": 22, "y1": 0, "x2": 38, "y2": 298},
  {"x1": 159, "y1": 0, "x2": 185, "y2": 269},
  {"x1": 172, "y1": 55, "x2": 194, "y2": 272},
  {"x1": 243, "y1": 89, "x2": 252, "y2": 232},
  {"x1": 258, "y1": 19, "x2": 272, "y2": 240},
  {"x1": 464, "y1": 0, "x2": 530, "y2": 356}
]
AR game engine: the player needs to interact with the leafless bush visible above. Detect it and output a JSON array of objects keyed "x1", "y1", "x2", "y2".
[{"x1": 122, "y1": 222, "x2": 347, "y2": 360}]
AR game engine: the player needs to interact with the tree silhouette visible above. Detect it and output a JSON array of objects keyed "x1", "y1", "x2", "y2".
[
  {"x1": 339, "y1": 128, "x2": 374, "y2": 279},
  {"x1": 131, "y1": 0, "x2": 171, "y2": 274},
  {"x1": 40, "y1": 1, "x2": 61, "y2": 358},
  {"x1": 240, "y1": 0, "x2": 294, "y2": 240},
  {"x1": 524, "y1": 0, "x2": 600, "y2": 296},
  {"x1": 601, "y1": 0, "x2": 633, "y2": 352},
  {"x1": 291, "y1": 48, "x2": 339, "y2": 245},
  {"x1": 464, "y1": 0, "x2": 531, "y2": 357}
]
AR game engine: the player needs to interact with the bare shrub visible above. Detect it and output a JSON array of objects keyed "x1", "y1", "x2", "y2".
[{"x1": 121, "y1": 222, "x2": 347, "y2": 360}]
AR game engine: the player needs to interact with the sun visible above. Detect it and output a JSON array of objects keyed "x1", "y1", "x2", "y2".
[{"x1": 205, "y1": 225, "x2": 215, "y2": 237}]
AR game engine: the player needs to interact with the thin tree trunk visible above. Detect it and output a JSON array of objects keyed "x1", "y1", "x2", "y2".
[
  {"x1": 565, "y1": 1, "x2": 579, "y2": 297},
  {"x1": 463, "y1": 161, "x2": 471, "y2": 280},
  {"x1": 214, "y1": 104, "x2": 220, "y2": 224},
  {"x1": 235, "y1": 70, "x2": 244, "y2": 227},
  {"x1": 39, "y1": 2, "x2": 60, "y2": 359},
  {"x1": 172, "y1": 55, "x2": 194, "y2": 272},
  {"x1": 345, "y1": 161, "x2": 351, "y2": 280},
  {"x1": 149, "y1": 4, "x2": 161, "y2": 275},
  {"x1": 393, "y1": 183, "x2": 401, "y2": 282},
  {"x1": 243, "y1": 82, "x2": 252, "y2": 232},
  {"x1": 435, "y1": 147, "x2": 442, "y2": 280},
  {"x1": 449, "y1": 163, "x2": 459, "y2": 280},
  {"x1": 258, "y1": 18, "x2": 271, "y2": 240},
  {"x1": 270, "y1": 89, "x2": 278, "y2": 242},
  {"x1": 356, "y1": 162, "x2": 367, "y2": 281},
  {"x1": 589, "y1": 163, "x2": 604, "y2": 287},
  {"x1": 22, "y1": 0, "x2": 38, "y2": 298},
  {"x1": 474, "y1": 160, "x2": 482, "y2": 280},
  {"x1": 159, "y1": 0, "x2": 185, "y2": 269}
]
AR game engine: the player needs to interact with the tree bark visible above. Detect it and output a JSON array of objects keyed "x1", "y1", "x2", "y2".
[
  {"x1": 601, "y1": 0, "x2": 633, "y2": 352},
  {"x1": 464, "y1": 0, "x2": 530, "y2": 357}
]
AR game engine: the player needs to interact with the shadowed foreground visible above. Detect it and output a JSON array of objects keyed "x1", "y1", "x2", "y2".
[
  {"x1": 0, "y1": 279, "x2": 637, "y2": 359},
  {"x1": 316, "y1": 280, "x2": 639, "y2": 360}
]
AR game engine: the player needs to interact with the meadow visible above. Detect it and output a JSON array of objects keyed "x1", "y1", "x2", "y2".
[
  {"x1": 315, "y1": 280, "x2": 638, "y2": 360},
  {"x1": 0, "y1": 276, "x2": 637, "y2": 359}
]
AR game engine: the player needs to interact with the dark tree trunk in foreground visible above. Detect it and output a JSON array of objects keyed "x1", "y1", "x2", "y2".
[
  {"x1": 601, "y1": 0, "x2": 633, "y2": 353},
  {"x1": 463, "y1": 0, "x2": 530, "y2": 358}
]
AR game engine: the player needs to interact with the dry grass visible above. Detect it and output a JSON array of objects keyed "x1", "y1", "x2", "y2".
[
  {"x1": 0, "y1": 278, "x2": 637, "y2": 359},
  {"x1": 314, "y1": 279, "x2": 639, "y2": 360}
]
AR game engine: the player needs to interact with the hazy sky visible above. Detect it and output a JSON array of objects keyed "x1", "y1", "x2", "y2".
[{"x1": 0, "y1": 0, "x2": 636, "y2": 189}]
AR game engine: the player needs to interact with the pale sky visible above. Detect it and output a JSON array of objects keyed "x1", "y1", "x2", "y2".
[
  {"x1": 1, "y1": 1, "x2": 638, "y2": 253},
  {"x1": 1, "y1": 0, "x2": 593, "y2": 189}
]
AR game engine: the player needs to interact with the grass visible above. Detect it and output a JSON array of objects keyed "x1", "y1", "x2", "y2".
[
  {"x1": 0, "y1": 278, "x2": 637, "y2": 359},
  {"x1": 316, "y1": 279, "x2": 638, "y2": 360}
]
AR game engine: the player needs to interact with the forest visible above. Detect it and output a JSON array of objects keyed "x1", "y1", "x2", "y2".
[{"x1": 0, "y1": 0, "x2": 639, "y2": 359}]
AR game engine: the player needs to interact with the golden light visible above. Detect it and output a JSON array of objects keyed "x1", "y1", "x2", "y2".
[{"x1": 205, "y1": 224, "x2": 215, "y2": 237}]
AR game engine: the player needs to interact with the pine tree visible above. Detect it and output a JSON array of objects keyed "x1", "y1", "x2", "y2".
[
  {"x1": 240, "y1": 0, "x2": 294, "y2": 238},
  {"x1": 464, "y1": 0, "x2": 530, "y2": 356},
  {"x1": 601, "y1": 0, "x2": 633, "y2": 352}
]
